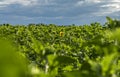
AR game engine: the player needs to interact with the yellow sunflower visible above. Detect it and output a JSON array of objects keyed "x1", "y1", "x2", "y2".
[{"x1": 60, "y1": 31, "x2": 64, "y2": 37}]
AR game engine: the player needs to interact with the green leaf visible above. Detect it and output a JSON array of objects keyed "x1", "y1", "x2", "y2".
[{"x1": 53, "y1": 56, "x2": 76, "y2": 65}]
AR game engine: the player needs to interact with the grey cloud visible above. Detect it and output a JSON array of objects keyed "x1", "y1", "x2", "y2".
[{"x1": 0, "y1": 0, "x2": 120, "y2": 25}]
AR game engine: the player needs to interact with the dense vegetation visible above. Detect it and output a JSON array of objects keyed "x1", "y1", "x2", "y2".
[{"x1": 0, "y1": 17, "x2": 120, "y2": 77}]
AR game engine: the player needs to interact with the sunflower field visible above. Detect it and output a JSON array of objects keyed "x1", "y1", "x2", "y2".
[{"x1": 0, "y1": 17, "x2": 120, "y2": 77}]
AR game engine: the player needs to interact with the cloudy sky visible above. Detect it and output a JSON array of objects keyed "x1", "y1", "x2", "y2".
[{"x1": 0, "y1": 0, "x2": 120, "y2": 25}]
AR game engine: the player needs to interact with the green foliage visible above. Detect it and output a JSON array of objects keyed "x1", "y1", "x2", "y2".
[
  {"x1": 0, "y1": 39, "x2": 29, "y2": 77},
  {"x1": 106, "y1": 16, "x2": 120, "y2": 29},
  {"x1": 0, "y1": 17, "x2": 120, "y2": 77}
]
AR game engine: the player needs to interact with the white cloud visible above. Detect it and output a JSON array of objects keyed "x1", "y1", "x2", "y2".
[
  {"x1": 101, "y1": 4, "x2": 120, "y2": 9},
  {"x1": 88, "y1": 0, "x2": 120, "y2": 3},
  {"x1": 106, "y1": 0, "x2": 120, "y2": 2},
  {"x1": 75, "y1": 0, "x2": 120, "y2": 16},
  {"x1": 89, "y1": 0, "x2": 120, "y2": 16},
  {"x1": 76, "y1": 1, "x2": 84, "y2": 6},
  {"x1": 76, "y1": 0, "x2": 102, "y2": 6},
  {"x1": 93, "y1": 5, "x2": 120, "y2": 16},
  {"x1": 0, "y1": 0, "x2": 57, "y2": 7},
  {"x1": 0, "y1": 0, "x2": 38, "y2": 6},
  {"x1": 86, "y1": 0, "x2": 101, "y2": 3}
]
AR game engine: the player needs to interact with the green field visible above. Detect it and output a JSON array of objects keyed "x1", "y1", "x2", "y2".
[{"x1": 0, "y1": 17, "x2": 120, "y2": 77}]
